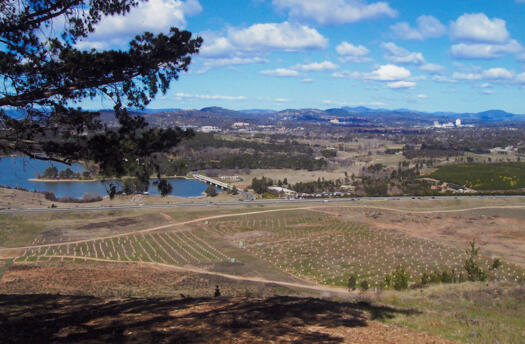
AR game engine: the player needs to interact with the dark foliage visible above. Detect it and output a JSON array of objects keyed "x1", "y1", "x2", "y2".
[
  {"x1": 251, "y1": 176, "x2": 274, "y2": 194},
  {"x1": 43, "y1": 191, "x2": 102, "y2": 203},
  {"x1": 0, "y1": 0, "x2": 202, "y2": 192},
  {"x1": 291, "y1": 178, "x2": 343, "y2": 194},
  {"x1": 205, "y1": 184, "x2": 217, "y2": 197}
]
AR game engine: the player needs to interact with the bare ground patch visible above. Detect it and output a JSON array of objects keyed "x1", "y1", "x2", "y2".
[
  {"x1": 318, "y1": 207, "x2": 525, "y2": 266},
  {"x1": 76, "y1": 217, "x2": 139, "y2": 230},
  {"x1": 0, "y1": 261, "x2": 307, "y2": 299}
]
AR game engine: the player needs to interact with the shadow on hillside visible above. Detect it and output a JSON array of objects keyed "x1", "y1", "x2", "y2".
[{"x1": 0, "y1": 294, "x2": 420, "y2": 343}]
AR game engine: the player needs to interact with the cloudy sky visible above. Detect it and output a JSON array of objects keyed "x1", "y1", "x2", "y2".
[{"x1": 80, "y1": 0, "x2": 525, "y2": 113}]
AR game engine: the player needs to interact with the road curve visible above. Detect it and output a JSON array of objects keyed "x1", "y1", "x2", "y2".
[{"x1": 1, "y1": 195, "x2": 524, "y2": 215}]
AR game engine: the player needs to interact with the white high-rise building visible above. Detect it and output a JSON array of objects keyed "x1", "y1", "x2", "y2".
[{"x1": 455, "y1": 119, "x2": 462, "y2": 127}]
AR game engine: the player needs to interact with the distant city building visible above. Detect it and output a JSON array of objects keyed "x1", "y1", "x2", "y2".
[
  {"x1": 200, "y1": 126, "x2": 221, "y2": 133},
  {"x1": 490, "y1": 146, "x2": 516, "y2": 154},
  {"x1": 219, "y1": 175, "x2": 242, "y2": 182},
  {"x1": 455, "y1": 119, "x2": 462, "y2": 127},
  {"x1": 232, "y1": 122, "x2": 250, "y2": 128},
  {"x1": 268, "y1": 186, "x2": 297, "y2": 196},
  {"x1": 433, "y1": 120, "x2": 459, "y2": 129}
]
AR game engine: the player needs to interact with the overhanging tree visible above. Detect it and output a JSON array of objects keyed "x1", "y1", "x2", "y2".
[{"x1": 0, "y1": 0, "x2": 202, "y2": 196}]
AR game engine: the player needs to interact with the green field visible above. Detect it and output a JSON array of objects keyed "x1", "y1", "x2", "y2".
[{"x1": 430, "y1": 163, "x2": 525, "y2": 190}]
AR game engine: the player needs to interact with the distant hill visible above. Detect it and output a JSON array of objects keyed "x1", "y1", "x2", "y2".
[
  {"x1": 83, "y1": 106, "x2": 525, "y2": 128},
  {"x1": 239, "y1": 109, "x2": 277, "y2": 114}
]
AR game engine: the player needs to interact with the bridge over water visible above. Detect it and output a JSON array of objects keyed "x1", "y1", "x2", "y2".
[{"x1": 192, "y1": 174, "x2": 233, "y2": 191}]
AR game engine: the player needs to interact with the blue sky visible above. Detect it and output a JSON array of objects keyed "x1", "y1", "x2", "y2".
[{"x1": 80, "y1": 0, "x2": 525, "y2": 113}]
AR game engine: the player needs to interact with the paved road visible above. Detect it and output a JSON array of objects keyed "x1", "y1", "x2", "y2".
[{"x1": 1, "y1": 195, "x2": 523, "y2": 214}]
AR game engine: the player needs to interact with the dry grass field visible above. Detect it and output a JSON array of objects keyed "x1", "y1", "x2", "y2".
[{"x1": 1, "y1": 197, "x2": 525, "y2": 343}]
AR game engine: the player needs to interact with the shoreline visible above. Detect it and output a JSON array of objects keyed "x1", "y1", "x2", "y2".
[
  {"x1": 29, "y1": 178, "x2": 99, "y2": 183},
  {"x1": 28, "y1": 176, "x2": 192, "y2": 183}
]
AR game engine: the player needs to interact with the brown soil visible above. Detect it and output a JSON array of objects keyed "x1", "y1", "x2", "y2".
[
  {"x1": 0, "y1": 261, "x2": 304, "y2": 299},
  {"x1": 0, "y1": 188, "x2": 52, "y2": 209},
  {"x1": 227, "y1": 231, "x2": 271, "y2": 241},
  {"x1": 76, "y1": 217, "x2": 139, "y2": 230},
  {"x1": 316, "y1": 207, "x2": 525, "y2": 266}
]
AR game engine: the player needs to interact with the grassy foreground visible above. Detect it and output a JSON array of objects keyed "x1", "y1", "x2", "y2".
[
  {"x1": 377, "y1": 282, "x2": 525, "y2": 344},
  {"x1": 2, "y1": 200, "x2": 525, "y2": 343}
]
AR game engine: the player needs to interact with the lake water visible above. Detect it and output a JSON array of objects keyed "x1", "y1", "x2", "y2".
[{"x1": 0, "y1": 156, "x2": 215, "y2": 199}]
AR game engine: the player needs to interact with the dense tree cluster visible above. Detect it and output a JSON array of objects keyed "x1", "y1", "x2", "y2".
[
  {"x1": 290, "y1": 178, "x2": 343, "y2": 194},
  {"x1": 167, "y1": 154, "x2": 327, "y2": 172},
  {"x1": 183, "y1": 134, "x2": 314, "y2": 155},
  {"x1": 251, "y1": 177, "x2": 274, "y2": 195}
]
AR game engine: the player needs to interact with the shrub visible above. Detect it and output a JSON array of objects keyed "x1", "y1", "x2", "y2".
[
  {"x1": 491, "y1": 258, "x2": 502, "y2": 270},
  {"x1": 384, "y1": 274, "x2": 392, "y2": 288},
  {"x1": 392, "y1": 266, "x2": 409, "y2": 290},
  {"x1": 464, "y1": 240, "x2": 487, "y2": 282},
  {"x1": 205, "y1": 184, "x2": 217, "y2": 197},
  {"x1": 420, "y1": 272, "x2": 431, "y2": 286},
  {"x1": 359, "y1": 280, "x2": 369, "y2": 291},
  {"x1": 440, "y1": 270, "x2": 453, "y2": 284},
  {"x1": 347, "y1": 275, "x2": 357, "y2": 290}
]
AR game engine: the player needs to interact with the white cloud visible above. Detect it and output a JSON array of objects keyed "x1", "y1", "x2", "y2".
[
  {"x1": 449, "y1": 13, "x2": 524, "y2": 60},
  {"x1": 366, "y1": 64, "x2": 411, "y2": 81},
  {"x1": 432, "y1": 75, "x2": 457, "y2": 83},
  {"x1": 387, "y1": 80, "x2": 416, "y2": 89},
  {"x1": 272, "y1": 0, "x2": 397, "y2": 25},
  {"x1": 78, "y1": 0, "x2": 202, "y2": 49},
  {"x1": 453, "y1": 68, "x2": 514, "y2": 81},
  {"x1": 197, "y1": 57, "x2": 268, "y2": 74},
  {"x1": 332, "y1": 70, "x2": 359, "y2": 79},
  {"x1": 336, "y1": 42, "x2": 371, "y2": 63},
  {"x1": 482, "y1": 68, "x2": 514, "y2": 80},
  {"x1": 451, "y1": 40, "x2": 523, "y2": 59},
  {"x1": 175, "y1": 92, "x2": 246, "y2": 101},
  {"x1": 390, "y1": 15, "x2": 446, "y2": 40},
  {"x1": 274, "y1": 98, "x2": 289, "y2": 102},
  {"x1": 333, "y1": 64, "x2": 414, "y2": 89},
  {"x1": 200, "y1": 37, "x2": 234, "y2": 58},
  {"x1": 417, "y1": 94, "x2": 428, "y2": 99},
  {"x1": 419, "y1": 63, "x2": 445, "y2": 74},
  {"x1": 517, "y1": 73, "x2": 525, "y2": 84},
  {"x1": 381, "y1": 42, "x2": 425, "y2": 65},
  {"x1": 301, "y1": 78, "x2": 314, "y2": 83},
  {"x1": 260, "y1": 68, "x2": 301, "y2": 77},
  {"x1": 452, "y1": 72, "x2": 482, "y2": 81},
  {"x1": 381, "y1": 42, "x2": 444, "y2": 75},
  {"x1": 293, "y1": 61, "x2": 339, "y2": 71},
  {"x1": 450, "y1": 13, "x2": 509, "y2": 44},
  {"x1": 201, "y1": 22, "x2": 328, "y2": 58}
]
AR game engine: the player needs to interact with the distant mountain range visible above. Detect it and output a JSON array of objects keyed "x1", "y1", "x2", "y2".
[
  {"x1": 4, "y1": 106, "x2": 525, "y2": 125},
  {"x1": 187, "y1": 106, "x2": 525, "y2": 123}
]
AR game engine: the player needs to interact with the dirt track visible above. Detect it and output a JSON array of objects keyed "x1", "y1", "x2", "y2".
[{"x1": 13, "y1": 256, "x2": 351, "y2": 295}]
